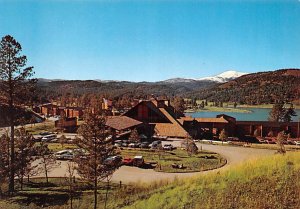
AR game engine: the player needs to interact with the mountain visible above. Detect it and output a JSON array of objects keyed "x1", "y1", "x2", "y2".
[
  {"x1": 161, "y1": 70, "x2": 247, "y2": 84},
  {"x1": 196, "y1": 70, "x2": 248, "y2": 83},
  {"x1": 35, "y1": 69, "x2": 299, "y2": 105},
  {"x1": 190, "y1": 69, "x2": 300, "y2": 105}
]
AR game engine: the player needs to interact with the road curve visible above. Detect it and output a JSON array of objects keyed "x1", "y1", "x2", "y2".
[
  {"x1": 110, "y1": 140, "x2": 275, "y2": 183},
  {"x1": 39, "y1": 140, "x2": 275, "y2": 184}
]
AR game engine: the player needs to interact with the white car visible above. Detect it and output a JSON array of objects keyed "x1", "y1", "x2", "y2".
[
  {"x1": 55, "y1": 150, "x2": 74, "y2": 160},
  {"x1": 41, "y1": 134, "x2": 57, "y2": 142},
  {"x1": 295, "y1": 141, "x2": 300, "y2": 146}
]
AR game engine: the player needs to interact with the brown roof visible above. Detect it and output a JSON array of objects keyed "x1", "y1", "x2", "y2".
[
  {"x1": 179, "y1": 117, "x2": 229, "y2": 124},
  {"x1": 152, "y1": 108, "x2": 189, "y2": 138},
  {"x1": 106, "y1": 116, "x2": 142, "y2": 131}
]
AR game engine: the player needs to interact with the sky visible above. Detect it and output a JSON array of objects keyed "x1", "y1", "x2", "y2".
[{"x1": 0, "y1": 0, "x2": 300, "y2": 82}]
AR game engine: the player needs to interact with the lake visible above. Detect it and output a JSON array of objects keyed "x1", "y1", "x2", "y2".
[{"x1": 185, "y1": 108, "x2": 300, "y2": 122}]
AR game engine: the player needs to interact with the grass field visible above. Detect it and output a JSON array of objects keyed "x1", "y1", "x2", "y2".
[
  {"x1": 125, "y1": 152, "x2": 300, "y2": 209},
  {"x1": 121, "y1": 149, "x2": 226, "y2": 173},
  {"x1": 26, "y1": 120, "x2": 56, "y2": 135}
]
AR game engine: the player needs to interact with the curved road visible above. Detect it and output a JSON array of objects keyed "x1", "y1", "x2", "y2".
[{"x1": 42, "y1": 140, "x2": 275, "y2": 183}]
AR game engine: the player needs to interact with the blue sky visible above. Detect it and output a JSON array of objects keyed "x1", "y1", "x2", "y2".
[{"x1": 0, "y1": 0, "x2": 300, "y2": 82}]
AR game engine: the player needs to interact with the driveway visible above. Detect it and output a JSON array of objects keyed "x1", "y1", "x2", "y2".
[{"x1": 38, "y1": 139, "x2": 275, "y2": 184}]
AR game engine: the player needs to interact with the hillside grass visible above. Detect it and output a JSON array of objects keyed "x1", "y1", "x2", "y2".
[
  {"x1": 1, "y1": 153, "x2": 300, "y2": 208},
  {"x1": 125, "y1": 152, "x2": 300, "y2": 209}
]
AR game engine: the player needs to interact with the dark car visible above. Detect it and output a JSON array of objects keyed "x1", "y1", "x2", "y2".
[
  {"x1": 104, "y1": 156, "x2": 123, "y2": 166},
  {"x1": 140, "y1": 142, "x2": 150, "y2": 148}
]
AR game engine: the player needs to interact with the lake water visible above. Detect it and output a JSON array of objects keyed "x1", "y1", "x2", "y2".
[{"x1": 185, "y1": 108, "x2": 300, "y2": 122}]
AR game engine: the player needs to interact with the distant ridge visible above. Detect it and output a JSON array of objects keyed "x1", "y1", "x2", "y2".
[
  {"x1": 162, "y1": 70, "x2": 248, "y2": 84},
  {"x1": 191, "y1": 68, "x2": 300, "y2": 105}
]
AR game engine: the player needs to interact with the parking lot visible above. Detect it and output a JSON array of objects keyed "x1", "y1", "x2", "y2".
[{"x1": 33, "y1": 139, "x2": 276, "y2": 183}]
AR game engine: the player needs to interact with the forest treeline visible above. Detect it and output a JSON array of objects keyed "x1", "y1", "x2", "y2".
[
  {"x1": 189, "y1": 69, "x2": 300, "y2": 105},
  {"x1": 35, "y1": 69, "x2": 300, "y2": 105}
]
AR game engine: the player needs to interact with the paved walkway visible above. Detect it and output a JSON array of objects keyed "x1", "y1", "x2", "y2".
[{"x1": 37, "y1": 140, "x2": 275, "y2": 184}]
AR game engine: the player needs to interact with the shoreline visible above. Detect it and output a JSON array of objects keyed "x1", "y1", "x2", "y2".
[{"x1": 185, "y1": 107, "x2": 252, "y2": 114}]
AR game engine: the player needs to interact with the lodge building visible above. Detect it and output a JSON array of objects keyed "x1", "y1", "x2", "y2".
[{"x1": 106, "y1": 99, "x2": 299, "y2": 140}]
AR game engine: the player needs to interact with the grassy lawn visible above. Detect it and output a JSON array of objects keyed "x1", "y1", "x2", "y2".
[
  {"x1": 120, "y1": 148, "x2": 226, "y2": 173},
  {"x1": 26, "y1": 120, "x2": 56, "y2": 135},
  {"x1": 45, "y1": 142, "x2": 78, "y2": 152}
]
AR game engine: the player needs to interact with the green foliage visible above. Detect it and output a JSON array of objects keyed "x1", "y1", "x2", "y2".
[{"x1": 269, "y1": 103, "x2": 298, "y2": 122}]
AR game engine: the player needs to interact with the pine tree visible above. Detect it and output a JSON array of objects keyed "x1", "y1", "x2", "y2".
[
  {"x1": 74, "y1": 112, "x2": 120, "y2": 209},
  {"x1": 15, "y1": 127, "x2": 37, "y2": 190},
  {"x1": 268, "y1": 103, "x2": 285, "y2": 122},
  {"x1": 0, "y1": 35, "x2": 36, "y2": 193},
  {"x1": 173, "y1": 97, "x2": 185, "y2": 118},
  {"x1": 283, "y1": 104, "x2": 297, "y2": 122},
  {"x1": 0, "y1": 133, "x2": 9, "y2": 196}
]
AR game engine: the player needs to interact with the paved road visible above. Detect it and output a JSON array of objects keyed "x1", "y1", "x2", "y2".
[{"x1": 37, "y1": 140, "x2": 275, "y2": 184}]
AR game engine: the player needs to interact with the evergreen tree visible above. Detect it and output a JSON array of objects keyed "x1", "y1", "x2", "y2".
[
  {"x1": 0, "y1": 133, "x2": 9, "y2": 196},
  {"x1": 283, "y1": 104, "x2": 297, "y2": 122},
  {"x1": 268, "y1": 103, "x2": 285, "y2": 122},
  {"x1": 74, "y1": 112, "x2": 120, "y2": 209},
  {"x1": 0, "y1": 35, "x2": 36, "y2": 193},
  {"x1": 173, "y1": 97, "x2": 185, "y2": 118},
  {"x1": 15, "y1": 127, "x2": 37, "y2": 190}
]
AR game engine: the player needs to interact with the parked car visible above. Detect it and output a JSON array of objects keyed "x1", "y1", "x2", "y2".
[
  {"x1": 114, "y1": 140, "x2": 123, "y2": 144},
  {"x1": 163, "y1": 144, "x2": 174, "y2": 150},
  {"x1": 295, "y1": 141, "x2": 300, "y2": 146},
  {"x1": 41, "y1": 134, "x2": 57, "y2": 142},
  {"x1": 121, "y1": 143, "x2": 128, "y2": 147},
  {"x1": 55, "y1": 150, "x2": 74, "y2": 160},
  {"x1": 227, "y1": 137, "x2": 239, "y2": 141},
  {"x1": 140, "y1": 142, "x2": 150, "y2": 148},
  {"x1": 128, "y1": 143, "x2": 140, "y2": 148},
  {"x1": 104, "y1": 156, "x2": 122, "y2": 166},
  {"x1": 132, "y1": 156, "x2": 144, "y2": 167},
  {"x1": 122, "y1": 158, "x2": 133, "y2": 166},
  {"x1": 149, "y1": 140, "x2": 162, "y2": 149},
  {"x1": 114, "y1": 143, "x2": 122, "y2": 148}
]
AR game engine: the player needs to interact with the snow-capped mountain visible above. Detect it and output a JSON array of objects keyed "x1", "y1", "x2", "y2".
[
  {"x1": 196, "y1": 70, "x2": 248, "y2": 83},
  {"x1": 162, "y1": 70, "x2": 248, "y2": 83}
]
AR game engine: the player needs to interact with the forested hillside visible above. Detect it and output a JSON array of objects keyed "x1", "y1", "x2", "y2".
[
  {"x1": 189, "y1": 69, "x2": 300, "y2": 105},
  {"x1": 35, "y1": 69, "x2": 300, "y2": 105},
  {"x1": 36, "y1": 79, "x2": 216, "y2": 101}
]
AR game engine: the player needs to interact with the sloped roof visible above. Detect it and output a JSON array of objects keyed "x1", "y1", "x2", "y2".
[
  {"x1": 106, "y1": 116, "x2": 142, "y2": 131},
  {"x1": 152, "y1": 108, "x2": 188, "y2": 138}
]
